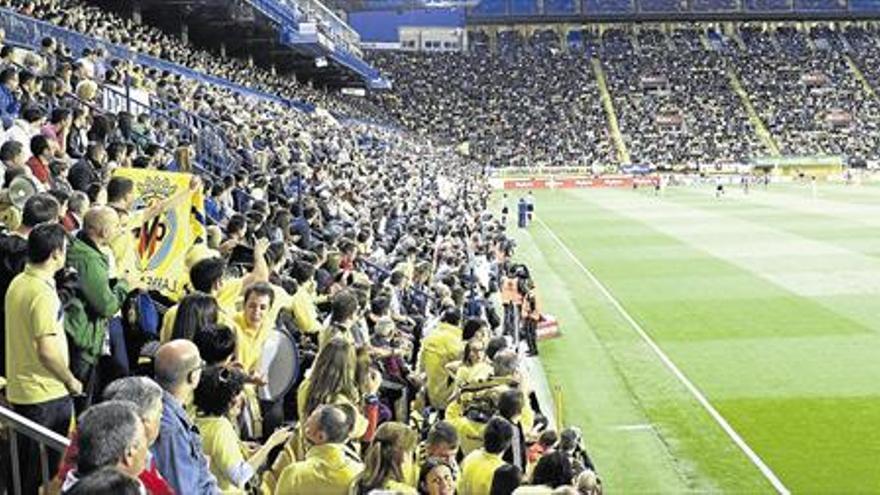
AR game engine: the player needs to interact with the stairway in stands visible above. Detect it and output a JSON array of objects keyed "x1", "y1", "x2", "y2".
[
  {"x1": 842, "y1": 54, "x2": 879, "y2": 100},
  {"x1": 590, "y1": 57, "x2": 631, "y2": 165},
  {"x1": 724, "y1": 67, "x2": 781, "y2": 156}
]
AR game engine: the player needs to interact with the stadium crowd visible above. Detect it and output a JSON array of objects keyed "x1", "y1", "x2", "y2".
[
  {"x1": 600, "y1": 27, "x2": 766, "y2": 165},
  {"x1": 0, "y1": 2, "x2": 601, "y2": 495},
  {"x1": 370, "y1": 24, "x2": 880, "y2": 168},
  {"x1": 10, "y1": 2, "x2": 873, "y2": 172},
  {"x1": 6, "y1": 0, "x2": 880, "y2": 492},
  {"x1": 732, "y1": 25, "x2": 880, "y2": 158},
  {"x1": 368, "y1": 31, "x2": 616, "y2": 169},
  {"x1": 0, "y1": 0, "x2": 387, "y2": 121}
]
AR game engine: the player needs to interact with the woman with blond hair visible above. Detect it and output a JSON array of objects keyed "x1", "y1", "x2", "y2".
[
  {"x1": 352, "y1": 422, "x2": 418, "y2": 494},
  {"x1": 299, "y1": 336, "x2": 360, "y2": 418},
  {"x1": 297, "y1": 336, "x2": 371, "y2": 441},
  {"x1": 75, "y1": 79, "x2": 98, "y2": 102},
  {"x1": 264, "y1": 336, "x2": 370, "y2": 488}
]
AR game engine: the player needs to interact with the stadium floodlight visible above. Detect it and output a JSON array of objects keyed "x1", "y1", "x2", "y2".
[{"x1": 315, "y1": 56, "x2": 328, "y2": 67}]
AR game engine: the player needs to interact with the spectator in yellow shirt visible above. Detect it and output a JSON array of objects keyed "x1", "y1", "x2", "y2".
[
  {"x1": 231, "y1": 282, "x2": 275, "y2": 375},
  {"x1": 160, "y1": 239, "x2": 270, "y2": 342},
  {"x1": 352, "y1": 422, "x2": 418, "y2": 494},
  {"x1": 289, "y1": 259, "x2": 322, "y2": 334},
  {"x1": 165, "y1": 292, "x2": 220, "y2": 342},
  {"x1": 297, "y1": 337, "x2": 368, "y2": 439},
  {"x1": 458, "y1": 417, "x2": 514, "y2": 495},
  {"x1": 232, "y1": 281, "x2": 287, "y2": 437},
  {"x1": 417, "y1": 307, "x2": 464, "y2": 411},
  {"x1": 5, "y1": 223, "x2": 81, "y2": 495},
  {"x1": 193, "y1": 365, "x2": 293, "y2": 493},
  {"x1": 274, "y1": 405, "x2": 364, "y2": 495},
  {"x1": 449, "y1": 340, "x2": 494, "y2": 392}
]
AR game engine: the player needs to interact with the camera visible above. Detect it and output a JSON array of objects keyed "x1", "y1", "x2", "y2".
[{"x1": 55, "y1": 267, "x2": 80, "y2": 307}]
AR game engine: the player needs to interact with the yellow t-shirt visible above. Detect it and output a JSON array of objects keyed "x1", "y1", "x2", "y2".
[
  {"x1": 193, "y1": 415, "x2": 249, "y2": 494},
  {"x1": 159, "y1": 276, "x2": 244, "y2": 343},
  {"x1": 4, "y1": 265, "x2": 69, "y2": 404},
  {"x1": 458, "y1": 449, "x2": 506, "y2": 495},
  {"x1": 110, "y1": 209, "x2": 142, "y2": 278},
  {"x1": 232, "y1": 312, "x2": 271, "y2": 375},
  {"x1": 455, "y1": 361, "x2": 494, "y2": 389},
  {"x1": 418, "y1": 322, "x2": 463, "y2": 409},
  {"x1": 449, "y1": 416, "x2": 487, "y2": 456},
  {"x1": 274, "y1": 444, "x2": 363, "y2": 495},
  {"x1": 318, "y1": 323, "x2": 356, "y2": 351},
  {"x1": 290, "y1": 283, "x2": 321, "y2": 334},
  {"x1": 231, "y1": 282, "x2": 297, "y2": 373},
  {"x1": 216, "y1": 277, "x2": 245, "y2": 315}
]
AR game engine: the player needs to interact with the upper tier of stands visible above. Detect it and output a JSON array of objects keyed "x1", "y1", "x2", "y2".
[{"x1": 371, "y1": 23, "x2": 880, "y2": 167}]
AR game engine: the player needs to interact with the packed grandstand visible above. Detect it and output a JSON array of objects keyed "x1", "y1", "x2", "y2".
[
  {"x1": 0, "y1": 0, "x2": 876, "y2": 493},
  {"x1": 370, "y1": 23, "x2": 880, "y2": 168}
]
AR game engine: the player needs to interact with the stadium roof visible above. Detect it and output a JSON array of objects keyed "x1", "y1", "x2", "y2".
[{"x1": 101, "y1": 0, "x2": 386, "y2": 89}]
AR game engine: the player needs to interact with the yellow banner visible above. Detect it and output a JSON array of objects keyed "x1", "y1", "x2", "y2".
[{"x1": 112, "y1": 168, "x2": 206, "y2": 296}]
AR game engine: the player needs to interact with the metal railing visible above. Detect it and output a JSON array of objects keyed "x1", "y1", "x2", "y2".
[
  {"x1": 0, "y1": 404, "x2": 70, "y2": 495},
  {"x1": 0, "y1": 7, "x2": 308, "y2": 111},
  {"x1": 292, "y1": 0, "x2": 362, "y2": 53},
  {"x1": 102, "y1": 83, "x2": 243, "y2": 176}
]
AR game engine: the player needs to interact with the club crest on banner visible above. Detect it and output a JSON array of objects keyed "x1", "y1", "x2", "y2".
[
  {"x1": 112, "y1": 168, "x2": 206, "y2": 297},
  {"x1": 133, "y1": 176, "x2": 180, "y2": 271}
]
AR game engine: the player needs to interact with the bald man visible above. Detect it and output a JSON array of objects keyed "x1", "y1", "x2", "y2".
[
  {"x1": 151, "y1": 340, "x2": 220, "y2": 495},
  {"x1": 65, "y1": 206, "x2": 132, "y2": 412},
  {"x1": 274, "y1": 405, "x2": 363, "y2": 495}
]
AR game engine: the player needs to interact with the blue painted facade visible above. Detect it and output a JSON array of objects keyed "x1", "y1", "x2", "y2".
[{"x1": 348, "y1": 8, "x2": 465, "y2": 42}]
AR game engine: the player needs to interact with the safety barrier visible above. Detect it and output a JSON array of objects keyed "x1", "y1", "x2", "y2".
[{"x1": 0, "y1": 404, "x2": 71, "y2": 495}]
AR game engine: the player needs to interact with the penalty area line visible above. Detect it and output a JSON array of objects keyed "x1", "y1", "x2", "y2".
[{"x1": 535, "y1": 215, "x2": 790, "y2": 495}]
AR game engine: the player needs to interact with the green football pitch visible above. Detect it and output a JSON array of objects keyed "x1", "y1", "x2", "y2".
[{"x1": 507, "y1": 182, "x2": 880, "y2": 493}]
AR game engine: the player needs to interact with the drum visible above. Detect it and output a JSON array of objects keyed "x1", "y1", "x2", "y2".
[{"x1": 257, "y1": 329, "x2": 300, "y2": 402}]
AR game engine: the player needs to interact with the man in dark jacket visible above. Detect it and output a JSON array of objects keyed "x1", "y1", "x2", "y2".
[
  {"x1": 66, "y1": 108, "x2": 89, "y2": 160},
  {"x1": 68, "y1": 143, "x2": 106, "y2": 193},
  {"x1": 65, "y1": 206, "x2": 132, "y2": 411}
]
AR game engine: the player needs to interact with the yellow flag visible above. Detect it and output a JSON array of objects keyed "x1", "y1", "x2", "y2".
[{"x1": 112, "y1": 168, "x2": 206, "y2": 297}]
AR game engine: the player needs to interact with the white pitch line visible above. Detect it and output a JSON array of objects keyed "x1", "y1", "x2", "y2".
[
  {"x1": 535, "y1": 215, "x2": 790, "y2": 495},
  {"x1": 613, "y1": 424, "x2": 655, "y2": 432}
]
